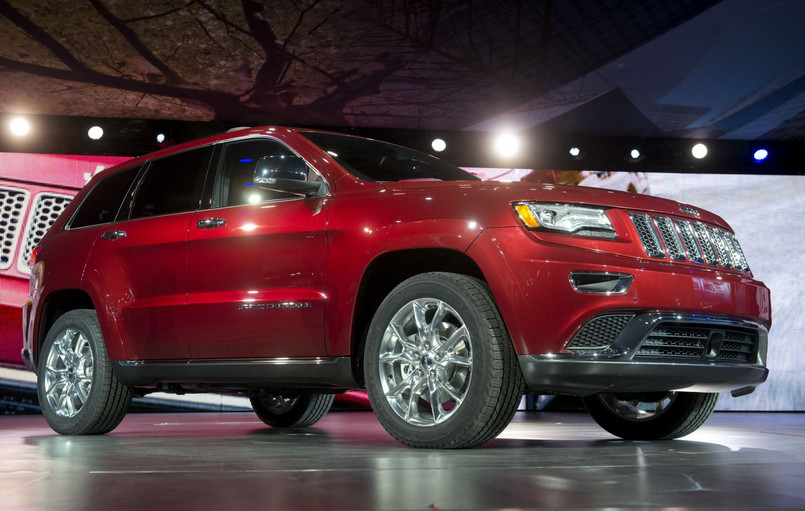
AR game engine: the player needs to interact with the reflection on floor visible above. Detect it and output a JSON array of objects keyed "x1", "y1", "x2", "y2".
[{"x1": 1, "y1": 411, "x2": 803, "y2": 510}]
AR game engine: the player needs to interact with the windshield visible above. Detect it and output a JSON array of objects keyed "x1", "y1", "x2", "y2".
[{"x1": 301, "y1": 131, "x2": 480, "y2": 182}]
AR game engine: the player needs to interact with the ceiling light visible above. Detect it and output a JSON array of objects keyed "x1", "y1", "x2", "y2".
[
  {"x1": 691, "y1": 143, "x2": 708, "y2": 159},
  {"x1": 431, "y1": 138, "x2": 446, "y2": 152},
  {"x1": 9, "y1": 117, "x2": 30, "y2": 137},
  {"x1": 753, "y1": 148, "x2": 768, "y2": 162},
  {"x1": 630, "y1": 149, "x2": 641, "y2": 160},
  {"x1": 156, "y1": 133, "x2": 166, "y2": 144},
  {"x1": 88, "y1": 126, "x2": 104, "y2": 140},
  {"x1": 569, "y1": 147, "x2": 581, "y2": 157},
  {"x1": 494, "y1": 133, "x2": 521, "y2": 158}
]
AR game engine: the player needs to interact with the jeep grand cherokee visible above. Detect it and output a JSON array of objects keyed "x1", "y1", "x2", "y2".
[{"x1": 22, "y1": 127, "x2": 770, "y2": 448}]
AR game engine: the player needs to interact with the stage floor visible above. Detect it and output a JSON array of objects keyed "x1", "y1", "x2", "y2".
[{"x1": 1, "y1": 411, "x2": 803, "y2": 510}]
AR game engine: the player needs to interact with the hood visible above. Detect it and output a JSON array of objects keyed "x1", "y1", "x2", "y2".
[{"x1": 380, "y1": 180, "x2": 729, "y2": 228}]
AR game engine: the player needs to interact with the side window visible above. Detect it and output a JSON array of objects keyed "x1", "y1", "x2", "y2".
[
  {"x1": 69, "y1": 165, "x2": 141, "y2": 229},
  {"x1": 213, "y1": 139, "x2": 322, "y2": 208},
  {"x1": 129, "y1": 146, "x2": 213, "y2": 219}
]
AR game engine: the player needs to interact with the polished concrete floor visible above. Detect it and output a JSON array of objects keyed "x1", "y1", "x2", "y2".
[{"x1": 1, "y1": 411, "x2": 804, "y2": 510}]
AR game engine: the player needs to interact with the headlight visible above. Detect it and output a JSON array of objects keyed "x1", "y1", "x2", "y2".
[{"x1": 513, "y1": 202, "x2": 616, "y2": 238}]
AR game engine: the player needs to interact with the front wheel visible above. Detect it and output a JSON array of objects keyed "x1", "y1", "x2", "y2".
[
  {"x1": 364, "y1": 272, "x2": 523, "y2": 449},
  {"x1": 37, "y1": 309, "x2": 131, "y2": 435},
  {"x1": 583, "y1": 391, "x2": 718, "y2": 440},
  {"x1": 250, "y1": 392, "x2": 334, "y2": 428}
]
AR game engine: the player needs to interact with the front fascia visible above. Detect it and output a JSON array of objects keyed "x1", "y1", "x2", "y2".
[{"x1": 466, "y1": 225, "x2": 771, "y2": 358}]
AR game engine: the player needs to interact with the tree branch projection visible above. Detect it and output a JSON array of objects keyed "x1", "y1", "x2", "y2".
[{"x1": 0, "y1": 0, "x2": 526, "y2": 126}]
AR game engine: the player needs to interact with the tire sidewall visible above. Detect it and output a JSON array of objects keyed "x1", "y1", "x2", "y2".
[
  {"x1": 365, "y1": 274, "x2": 502, "y2": 447},
  {"x1": 37, "y1": 310, "x2": 109, "y2": 435}
]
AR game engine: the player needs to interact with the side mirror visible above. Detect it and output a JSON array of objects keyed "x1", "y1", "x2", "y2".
[{"x1": 253, "y1": 155, "x2": 326, "y2": 197}]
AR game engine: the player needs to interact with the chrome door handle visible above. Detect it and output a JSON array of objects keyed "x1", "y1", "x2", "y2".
[
  {"x1": 101, "y1": 230, "x2": 126, "y2": 241},
  {"x1": 196, "y1": 218, "x2": 227, "y2": 229}
]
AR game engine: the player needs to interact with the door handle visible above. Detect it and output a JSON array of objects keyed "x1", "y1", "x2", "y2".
[
  {"x1": 196, "y1": 218, "x2": 227, "y2": 229},
  {"x1": 101, "y1": 230, "x2": 126, "y2": 241}
]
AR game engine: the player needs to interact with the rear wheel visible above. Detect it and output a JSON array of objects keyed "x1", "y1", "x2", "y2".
[
  {"x1": 583, "y1": 391, "x2": 718, "y2": 440},
  {"x1": 250, "y1": 392, "x2": 334, "y2": 428},
  {"x1": 37, "y1": 309, "x2": 131, "y2": 435},
  {"x1": 364, "y1": 272, "x2": 523, "y2": 449}
]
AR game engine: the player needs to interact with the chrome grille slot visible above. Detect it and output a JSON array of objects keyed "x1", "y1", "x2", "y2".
[
  {"x1": 653, "y1": 216, "x2": 686, "y2": 261},
  {"x1": 692, "y1": 222, "x2": 719, "y2": 266},
  {"x1": 673, "y1": 219, "x2": 704, "y2": 264},
  {"x1": 1, "y1": 187, "x2": 30, "y2": 270},
  {"x1": 630, "y1": 213, "x2": 664, "y2": 258},
  {"x1": 725, "y1": 233, "x2": 750, "y2": 272},
  {"x1": 708, "y1": 226, "x2": 734, "y2": 270},
  {"x1": 17, "y1": 193, "x2": 72, "y2": 274}
]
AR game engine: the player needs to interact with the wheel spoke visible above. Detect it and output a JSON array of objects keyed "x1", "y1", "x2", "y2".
[
  {"x1": 387, "y1": 372, "x2": 415, "y2": 398},
  {"x1": 427, "y1": 378, "x2": 444, "y2": 424},
  {"x1": 442, "y1": 352, "x2": 472, "y2": 368},
  {"x1": 434, "y1": 380, "x2": 462, "y2": 404},
  {"x1": 405, "y1": 378, "x2": 426, "y2": 421},
  {"x1": 412, "y1": 300, "x2": 430, "y2": 342},
  {"x1": 379, "y1": 350, "x2": 418, "y2": 366},
  {"x1": 436, "y1": 325, "x2": 468, "y2": 356},
  {"x1": 390, "y1": 322, "x2": 418, "y2": 351},
  {"x1": 76, "y1": 380, "x2": 91, "y2": 404}
]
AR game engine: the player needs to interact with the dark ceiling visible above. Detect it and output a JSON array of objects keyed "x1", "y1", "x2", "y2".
[{"x1": 1, "y1": 0, "x2": 804, "y2": 170}]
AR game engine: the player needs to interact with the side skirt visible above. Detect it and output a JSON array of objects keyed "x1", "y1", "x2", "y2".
[{"x1": 111, "y1": 356, "x2": 360, "y2": 390}]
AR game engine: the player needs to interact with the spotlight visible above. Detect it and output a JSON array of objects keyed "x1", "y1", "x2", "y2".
[
  {"x1": 753, "y1": 148, "x2": 768, "y2": 162},
  {"x1": 9, "y1": 117, "x2": 30, "y2": 137},
  {"x1": 494, "y1": 133, "x2": 521, "y2": 158},
  {"x1": 88, "y1": 126, "x2": 104, "y2": 140},
  {"x1": 431, "y1": 138, "x2": 446, "y2": 152},
  {"x1": 569, "y1": 146, "x2": 581, "y2": 157},
  {"x1": 630, "y1": 149, "x2": 641, "y2": 160},
  {"x1": 156, "y1": 133, "x2": 166, "y2": 144},
  {"x1": 691, "y1": 143, "x2": 708, "y2": 159}
]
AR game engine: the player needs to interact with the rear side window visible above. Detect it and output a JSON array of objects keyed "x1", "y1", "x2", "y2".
[
  {"x1": 129, "y1": 146, "x2": 213, "y2": 219},
  {"x1": 69, "y1": 165, "x2": 141, "y2": 229}
]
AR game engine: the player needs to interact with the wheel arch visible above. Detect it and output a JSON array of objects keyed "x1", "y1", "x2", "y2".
[
  {"x1": 33, "y1": 289, "x2": 94, "y2": 365},
  {"x1": 349, "y1": 248, "x2": 486, "y2": 386}
]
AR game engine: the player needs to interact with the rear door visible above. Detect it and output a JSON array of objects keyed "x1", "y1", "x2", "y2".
[
  {"x1": 83, "y1": 146, "x2": 213, "y2": 360},
  {"x1": 186, "y1": 137, "x2": 329, "y2": 359}
]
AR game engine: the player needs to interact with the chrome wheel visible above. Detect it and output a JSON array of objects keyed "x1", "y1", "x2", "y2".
[
  {"x1": 43, "y1": 328, "x2": 94, "y2": 418},
  {"x1": 378, "y1": 297, "x2": 473, "y2": 427},
  {"x1": 598, "y1": 392, "x2": 677, "y2": 421}
]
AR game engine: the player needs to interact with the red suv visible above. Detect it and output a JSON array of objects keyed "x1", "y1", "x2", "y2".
[{"x1": 22, "y1": 127, "x2": 770, "y2": 448}]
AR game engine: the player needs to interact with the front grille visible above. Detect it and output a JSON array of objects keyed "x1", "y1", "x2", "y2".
[
  {"x1": 1, "y1": 187, "x2": 30, "y2": 270},
  {"x1": 630, "y1": 213, "x2": 751, "y2": 273},
  {"x1": 17, "y1": 193, "x2": 72, "y2": 274},
  {"x1": 566, "y1": 314, "x2": 634, "y2": 350},
  {"x1": 635, "y1": 323, "x2": 757, "y2": 363}
]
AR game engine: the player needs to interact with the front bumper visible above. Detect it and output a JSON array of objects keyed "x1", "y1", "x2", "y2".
[
  {"x1": 518, "y1": 312, "x2": 769, "y2": 396},
  {"x1": 519, "y1": 356, "x2": 768, "y2": 396}
]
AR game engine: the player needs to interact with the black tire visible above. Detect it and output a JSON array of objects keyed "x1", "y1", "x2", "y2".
[
  {"x1": 583, "y1": 391, "x2": 719, "y2": 440},
  {"x1": 250, "y1": 392, "x2": 334, "y2": 428},
  {"x1": 37, "y1": 309, "x2": 132, "y2": 435},
  {"x1": 364, "y1": 272, "x2": 524, "y2": 449}
]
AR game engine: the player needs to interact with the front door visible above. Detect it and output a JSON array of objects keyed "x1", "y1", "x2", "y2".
[{"x1": 186, "y1": 138, "x2": 329, "y2": 359}]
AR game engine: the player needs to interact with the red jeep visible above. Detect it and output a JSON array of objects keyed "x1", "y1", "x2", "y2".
[{"x1": 22, "y1": 127, "x2": 770, "y2": 448}]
